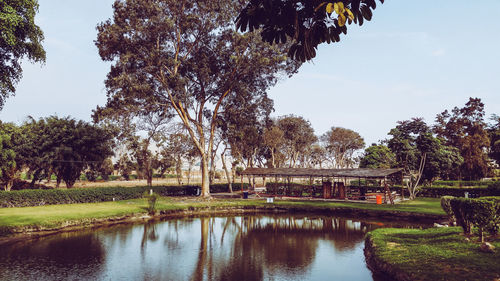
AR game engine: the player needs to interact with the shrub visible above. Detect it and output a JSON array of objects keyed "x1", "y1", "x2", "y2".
[
  {"x1": 0, "y1": 185, "x2": 199, "y2": 208},
  {"x1": 143, "y1": 191, "x2": 160, "y2": 215},
  {"x1": 418, "y1": 187, "x2": 499, "y2": 198},
  {"x1": 487, "y1": 181, "x2": 500, "y2": 191},
  {"x1": 440, "y1": 196, "x2": 455, "y2": 225},
  {"x1": 449, "y1": 197, "x2": 500, "y2": 240},
  {"x1": 433, "y1": 180, "x2": 490, "y2": 187},
  {"x1": 450, "y1": 198, "x2": 474, "y2": 235},
  {"x1": 468, "y1": 198, "x2": 499, "y2": 242}
]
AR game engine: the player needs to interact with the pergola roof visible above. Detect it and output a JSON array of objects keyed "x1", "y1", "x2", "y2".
[{"x1": 240, "y1": 168, "x2": 403, "y2": 179}]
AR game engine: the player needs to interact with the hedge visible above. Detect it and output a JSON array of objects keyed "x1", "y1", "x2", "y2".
[
  {"x1": 0, "y1": 183, "x2": 247, "y2": 208},
  {"x1": 448, "y1": 197, "x2": 500, "y2": 242},
  {"x1": 418, "y1": 186, "x2": 500, "y2": 198},
  {"x1": 433, "y1": 180, "x2": 493, "y2": 187}
]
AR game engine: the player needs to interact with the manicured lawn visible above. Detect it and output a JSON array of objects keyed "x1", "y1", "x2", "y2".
[
  {"x1": 367, "y1": 227, "x2": 500, "y2": 281},
  {"x1": 0, "y1": 197, "x2": 443, "y2": 235},
  {"x1": 273, "y1": 197, "x2": 444, "y2": 215}
]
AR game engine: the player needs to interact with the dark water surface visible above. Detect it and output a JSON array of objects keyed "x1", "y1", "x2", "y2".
[{"x1": 0, "y1": 214, "x2": 426, "y2": 281}]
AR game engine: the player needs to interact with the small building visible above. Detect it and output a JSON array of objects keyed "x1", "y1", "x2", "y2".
[{"x1": 240, "y1": 167, "x2": 404, "y2": 204}]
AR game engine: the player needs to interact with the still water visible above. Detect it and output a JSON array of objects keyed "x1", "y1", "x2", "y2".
[{"x1": 0, "y1": 214, "x2": 425, "y2": 281}]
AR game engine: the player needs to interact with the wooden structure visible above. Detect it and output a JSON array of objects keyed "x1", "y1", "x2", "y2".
[{"x1": 240, "y1": 168, "x2": 403, "y2": 204}]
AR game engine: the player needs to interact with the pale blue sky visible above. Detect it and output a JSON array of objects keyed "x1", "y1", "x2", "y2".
[{"x1": 1, "y1": 0, "x2": 499, "y2": 146}]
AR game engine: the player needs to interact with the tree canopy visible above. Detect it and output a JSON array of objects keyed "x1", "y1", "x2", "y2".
[
  {"x1": 434, "y1": 98, "x2": 490, "y2": 180},
  {"x1": 0, "y1": 0, "x2": 46, "y2": 109},
  {"x1": 96, "y1": 0, "x2": 300, "y2": 197},
  {"x1": 236, "y1": 0, "x2": 384, "y2": 61},
  {"x1": 321, "y1": 126, "x2": 364, "y2": 168}
]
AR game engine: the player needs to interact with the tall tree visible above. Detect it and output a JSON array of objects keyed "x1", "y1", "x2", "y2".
[
  {"x1": 434, "y1": 98, "x2": 490, "y2": 180},
  {"x1": 321, "y1": 126, "x2": 364, "y2": 168},
  {"x1": 22, "y1": 116, "x2": 115, "y2": 188},
  {"x1": 0, "y1": 122, "x2": 17, "y2": 190},
  {"x1": 94, "y1": 101, "x2": 173, "y2": 187},
  {"x1": 387, "y1": 118, "x2": 430, "y2": 199},
  {"x1": 263, "y1": 125, "x2": 285, "y2": 168},
  {"x1": 277, "y1": 115, "x2": 317, "y2": 168},
  {"x1": 236, "y1": 0, "x2": 384, "y2": 61},
  {"x1": 96, "y1": 0, "x2": 300, "y2": 197},
  {"x1": 0, "y1": 0, "x2": 46, "y2": 108},
  {"x1": 488, "y1": 114, "x2": 500, "y2": 166}
]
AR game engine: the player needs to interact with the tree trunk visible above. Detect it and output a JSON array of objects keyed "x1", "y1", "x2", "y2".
[
  {"x1": 4, "y1": 179, "x2": 13, "y2": 191},
  {"x1": 221, "y1": 149, "x2": 232, "y2": 193},
  {"x1": 176, "y1": 156, "x2": 182, "y2": 185},
  {"x1": 231, "y1": 162, "x2": 237, "y2": 184},
  {"x1": 200, "y1": 154, "x2": 210, "y2": 197}
]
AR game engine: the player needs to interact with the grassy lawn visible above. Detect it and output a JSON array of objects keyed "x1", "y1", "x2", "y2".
[
  {"x1": 0, "y1": 197, "x2": 444, "y2": 235},
  {"x1": 273, "y1": 197, "x2": 444, "y2": 215},
  {"x1": 367, "y1": 227, "x2": 500, "y2": 281}
]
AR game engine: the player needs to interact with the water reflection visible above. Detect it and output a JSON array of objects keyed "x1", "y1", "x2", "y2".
[{"x1": 0, "y1": 214, "x2": 417, "y2": 281}]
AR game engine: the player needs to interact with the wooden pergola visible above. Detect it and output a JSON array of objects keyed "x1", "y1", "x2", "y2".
[{"x1": 240, "y1": 167, "x2": 404, "y2": 204}]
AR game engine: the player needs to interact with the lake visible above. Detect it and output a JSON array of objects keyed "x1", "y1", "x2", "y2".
[{"x1": 0, "y1": 214, "x2": 427, "y2": 281}]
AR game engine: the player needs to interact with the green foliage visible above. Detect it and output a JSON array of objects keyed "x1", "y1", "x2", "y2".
[
  {"x1": 321, "y1": 126, "x2": 364, "y2": 168},
  {"x1": 0, "y1": 185, "x2": 200, "y2": 208},
  {"x1": 449, "y1": 197, "x2": 474, "y2": 234},
  {"x1": 95, "y1": 0, "x2": 301, "y2": 197},
  {"x1": 434, "y1": 180, "x2": 490, "y2": 187},
  {"x1": 449, "y1": 197, "x2": 500, "y2": 240},
  {"x1": 434, "y1": 98, "x2": 490, "y2": 180},
  {"x1": 0, "y1": 183, "x2": 252, "y2": 208},
  {"x1": 419, "y1": 186, "x2": 499, "y2": 198},
  {"x1": 0, "y1": 0, "x2": 46, "y2": 108},
  {"x1": 0, "y1": 123, "x2": 17, "y2": 190},
  {"x1": 440, "y1": 196, "x2": 455, "y2": 224},
  {"x1": 277, "y1": 115, "x2": 317, "y2": 167},
  {"x1": 488, "y1": 114, "x2": 500, "y2": 164},
  {"x1": 359, "y1": 144, "x2": 395, "y2": 168},
  {"x1": 236, "y1": 0, "x2": 383, "y2": 61},
  {"x1": 143, "y1": 191, "x2": 160, "y2": 214}
]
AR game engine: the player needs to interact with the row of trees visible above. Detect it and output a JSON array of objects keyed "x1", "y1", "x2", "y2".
[
  {"x1": 0, "y1": 116, "x2": 114, "y2": 190},
  {"x1": 359, "y1": 98, "x2": 500, "y2": 197}
]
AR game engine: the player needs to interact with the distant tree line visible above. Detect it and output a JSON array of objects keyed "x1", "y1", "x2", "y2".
[
  {"x1": 359, "y1": 97, "x2": 500, "y2": 193},
  {"x1": 0, "y1": 116, "x2": 114, "y2": 190}
]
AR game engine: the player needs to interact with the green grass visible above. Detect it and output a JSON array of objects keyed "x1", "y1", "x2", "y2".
[
  {"x1": 272, "y1": 197, "x2": 445, "y2": 215},
  {"x1": 0, "y1": 197, "x2": 444, "y2": 236},
  {"x1": 368, "y1": 227, "x2": 500, "y2": 281}
]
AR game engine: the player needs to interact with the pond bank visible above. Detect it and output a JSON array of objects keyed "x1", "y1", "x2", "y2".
[
  {"x1": 364, "y1": 227, "x2": 500, "y2": 281},
  {"x1": 0, "y1": 197, "x2": 445, "y2": 245}
]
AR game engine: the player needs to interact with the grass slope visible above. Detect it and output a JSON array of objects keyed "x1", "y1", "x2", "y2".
[{"x1": 367, "y1": 227, "x2": 500, "y2": 281}]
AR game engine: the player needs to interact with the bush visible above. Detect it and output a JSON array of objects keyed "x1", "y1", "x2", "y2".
[
  {"x1": 209, "y1": 183, "x2": 247, "y2": 193},
  {"x1": 450, "y1": 198, "x2": 474, "y2": 235},
  {"x1": 487, "y1": 181, "x2": 500, "y2": 191},
  {"x1": 0, "y1": 183, "x2": 254, "y2": 208},
  {"x1": 0, "y1": 185, "x2": 200, "y2": 208},
  {"x1": 440, "y1": 196, "x2": 455, "y2": 225},
  {"x1": 418, "y1": 187, "x2": 499, "y2": 198},
  {"x1": 143, "y1": 191, "x2": 160, "y2": 215},
  {"x1": 433, "y1": 180, "x2": 491, "y2": 187},
  {"x1": 449, "y1": 197, "x2": 500, "y2": 241}
]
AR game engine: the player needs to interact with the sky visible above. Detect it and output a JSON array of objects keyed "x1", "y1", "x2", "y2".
[{"x1": 1, "y1": 0, "x2": 499, "y2": 147}]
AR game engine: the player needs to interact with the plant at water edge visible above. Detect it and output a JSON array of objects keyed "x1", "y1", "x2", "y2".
[{"x1": 143, "y1": 191, "x2": 160, "y2": 215}]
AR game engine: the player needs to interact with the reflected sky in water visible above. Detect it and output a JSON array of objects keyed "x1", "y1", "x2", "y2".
[{"x1": 0, "y1": 214, "x2": 421, "y2": 280}]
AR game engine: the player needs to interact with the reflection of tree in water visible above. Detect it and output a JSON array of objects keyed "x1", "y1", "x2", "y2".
[
  {"x1": 189, "y1": 215, "x2": 378, "y2": 281},
  {"x1": 0, "y1": 231, "x2": 105, "y2": 279}
]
